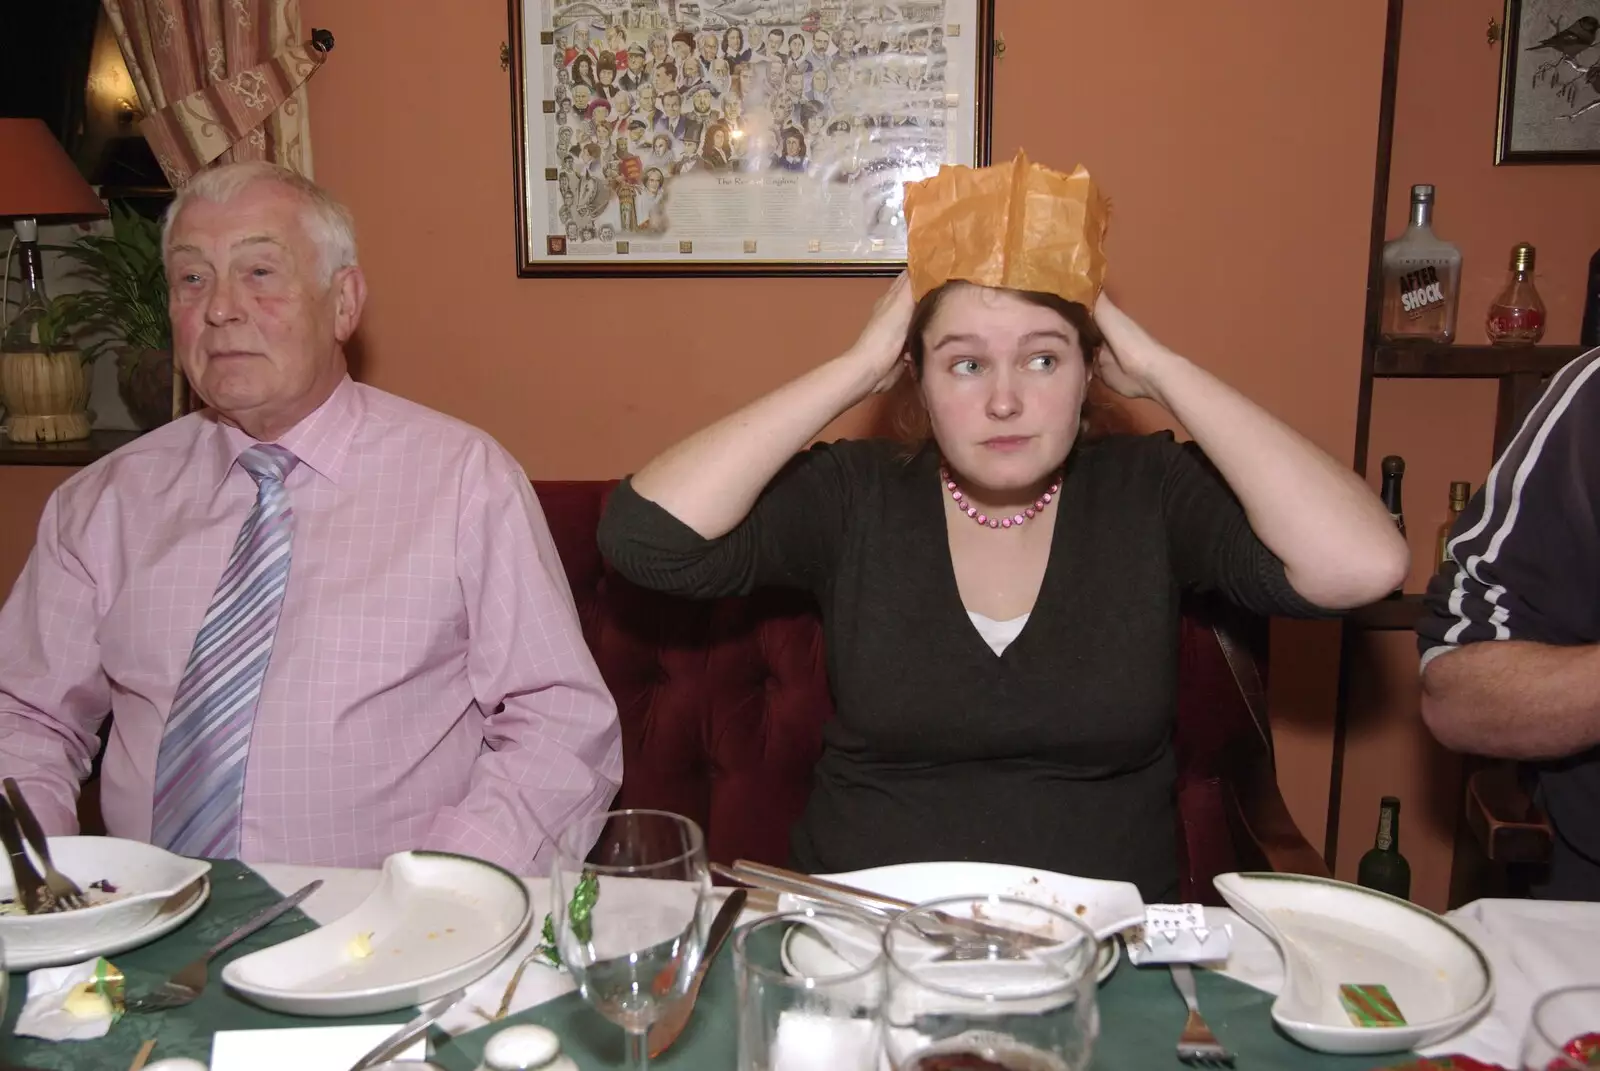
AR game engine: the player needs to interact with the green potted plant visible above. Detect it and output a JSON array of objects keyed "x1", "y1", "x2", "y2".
[
  {"x1": 48, "y1": 203, "x2": 175, "y2": 429},
  {"x1": 0, "y1": 294, "x2": 92, "y2": 443}
]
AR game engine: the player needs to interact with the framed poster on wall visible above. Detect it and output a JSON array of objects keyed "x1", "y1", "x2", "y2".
[
  {"x1": 507, "y1": 0, "x2": 995, "y2": 276},
  {"x1": 1495, "y1": 0, "x2": 1600, "y2": 164}
]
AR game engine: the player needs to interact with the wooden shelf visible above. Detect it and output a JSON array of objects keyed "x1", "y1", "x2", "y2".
[
  {"x1": 1346, "y1": 593, "x2": 1426, "y2": 631},
  {"x1": 1373, "y1": 343, "x2": 1585, "y2": 378},
  {"x1": 0, "y1": 430, "x2": 143, "y2": 467}
]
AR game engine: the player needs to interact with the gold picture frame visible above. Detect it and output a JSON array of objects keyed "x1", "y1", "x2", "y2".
[{"x1": 507, "y1": 0, "x2": 995, "y2": 276}]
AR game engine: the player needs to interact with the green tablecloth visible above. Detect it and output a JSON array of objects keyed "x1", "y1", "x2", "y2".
[
  {"x1": 431, "y1": 952, "x2": 1424, "y2": 1071},
  {"x1": 0, "y1": 859, "x2": 410, "y2": 1069},
  {"x1": 0, "y1": 865, "x2": 1443, "y2": 1070}
]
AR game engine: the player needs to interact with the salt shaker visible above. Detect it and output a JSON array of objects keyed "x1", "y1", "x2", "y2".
[{"x1": 479, "y1": 1024, "x2": 578, "y2": 1071}]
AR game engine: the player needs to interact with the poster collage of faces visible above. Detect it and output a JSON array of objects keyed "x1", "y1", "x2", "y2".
[{"x1": 544, "y1": 0, "x2": 954, "y2": 251}]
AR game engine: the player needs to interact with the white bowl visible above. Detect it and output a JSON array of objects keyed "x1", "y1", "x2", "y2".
[
  {"x1": 1213, "y1": 872, "x2": 1493, "y2": 1055},
  {"x1": 222, "y1": 850, "x2": 532, "y2": 1017},
  {"x1": 0, "y1": 836, "x2": 212, "y2": 960}
]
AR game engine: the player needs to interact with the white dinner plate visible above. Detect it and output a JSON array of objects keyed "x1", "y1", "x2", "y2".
[
  {"x1": 6, "y1": 873, "x2": 210, "y2": 971},
  {"x1": 0, "y1": 836, "x2": 213, "y2": 969},
  {"x1": 1213, "y1": 872, "x2": 1493, "y2": 1055},
  {"x1": 221, "y1": 851, "x2": 532, "y2": 1017},
  {"x1": 815, "y1": 860, "x2": 1147, "y2": 942}
]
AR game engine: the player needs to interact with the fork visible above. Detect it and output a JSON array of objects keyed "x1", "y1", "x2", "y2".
[
  {"x1": 1170, "y1": 963, "x2": 1236, "y2": 1067},
  {"x1": 3, "y1": 778, "x2": 86, "y2": 910},
  {"x1": 125, "y1": 879, "x2": 322, "y2": 1013}
]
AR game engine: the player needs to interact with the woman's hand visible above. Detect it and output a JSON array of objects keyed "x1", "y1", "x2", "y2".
[
  {"x1": 1091, "y1": 291, "x2": 1184, "y2": 404},
  {"x1": 844, "y1": 272, "x2": 915, "y2": 394}
]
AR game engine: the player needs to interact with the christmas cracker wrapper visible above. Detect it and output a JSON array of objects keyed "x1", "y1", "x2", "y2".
[
  {"x1": 903, "y1": 149, "x2": 1110, "y2": 307},
  {"x1": 15, "y1": 956, "x2": 125, "y2": 1040},
  {"x1": 1340, "y1": 982, "x2": 1407, "y2": 1028}
]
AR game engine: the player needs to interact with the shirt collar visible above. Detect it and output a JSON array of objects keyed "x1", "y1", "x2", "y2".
[{"x1": 205, "y1": 376, "x2": 362, "y2": 491}]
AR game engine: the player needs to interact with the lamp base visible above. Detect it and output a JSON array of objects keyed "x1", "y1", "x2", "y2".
[
  {"x1": 0, "y1": 349, "x2": 93, "y2": 443},
  {"x1": 4, "y1": 412, "x2": 93, "y2": 443}
]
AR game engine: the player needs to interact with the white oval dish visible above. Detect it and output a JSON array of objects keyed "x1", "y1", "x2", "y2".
[
  {"x1": 1213, "y1": 872, "x2": 1493, "y2": 1055},
  {"x1": 222, "y1": 851, "x2": 532, "y2": 1017},
  {"x1": 814, "y1": 860, "x2": 1146, "y2": 943},
  {"x1": 0, "y1": 836, "x2": 212, "y2": 966}
]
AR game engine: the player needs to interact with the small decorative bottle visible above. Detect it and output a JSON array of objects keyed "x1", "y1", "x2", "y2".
[
  {"x1": 1486, "y1": 242, "x2": 1546, "y2": 346},
  {"x1": 1380, "y1": 184, "x2": 1462, "y2": 344}
]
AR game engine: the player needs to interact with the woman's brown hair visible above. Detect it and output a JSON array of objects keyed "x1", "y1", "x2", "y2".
[{"x1": 886, "y1": 282, "x2": 1121, "y2": 446}]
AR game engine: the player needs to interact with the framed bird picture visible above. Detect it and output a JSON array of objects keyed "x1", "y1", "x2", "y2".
[
  {"x1": 506, "y1": 0, "x2": 996, "y2": 276},
  {"x1": 1495, "y1": 0, "x2": 1600, "y2": 163}
]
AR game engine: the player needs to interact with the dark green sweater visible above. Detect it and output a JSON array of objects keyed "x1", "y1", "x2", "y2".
[{"x1": 597, "y1": 434, "x2": 1326, "y2": 900}]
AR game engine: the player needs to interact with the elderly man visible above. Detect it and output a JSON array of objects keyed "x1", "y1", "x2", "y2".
[
  {"x1": 1418, "y1": 347, "x2": 1600, "y2": 900},
  {"x1": 0, "y1": 163, "x2": 621, "y2": 872}
]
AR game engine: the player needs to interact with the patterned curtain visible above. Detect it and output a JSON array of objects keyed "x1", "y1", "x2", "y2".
[{"x1": 100, "y1": 0, "x2": 331, "y2": 187}]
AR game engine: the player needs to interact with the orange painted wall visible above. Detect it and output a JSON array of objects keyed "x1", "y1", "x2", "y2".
[{"x1": 1, "y1": 1, "x2": 1400, "y2": 853}]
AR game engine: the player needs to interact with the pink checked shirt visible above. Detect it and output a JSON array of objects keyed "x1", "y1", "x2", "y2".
[{"x1": 0, "y1": 378, "x2": 622, "y2": 872}]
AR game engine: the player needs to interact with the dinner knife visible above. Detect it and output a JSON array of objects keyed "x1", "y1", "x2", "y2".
[
  {"x1": 0, "y1": 795, "x2": 50, "y2": 914},
  {"x1": 347, "y1": 987, "x2": 467, "y2": 1071}
]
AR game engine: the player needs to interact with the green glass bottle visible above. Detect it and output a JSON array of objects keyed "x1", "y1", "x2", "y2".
[{"x1": 1357, "y1": 796, "x2": 1412, "y2": 900}]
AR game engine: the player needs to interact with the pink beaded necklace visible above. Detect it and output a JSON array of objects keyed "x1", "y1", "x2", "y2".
[{"x1": 940, "y1": 464, "x2": 1062, "y2": 530}]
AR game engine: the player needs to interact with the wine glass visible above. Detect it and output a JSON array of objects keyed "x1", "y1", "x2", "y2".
[
  {"x1": 550, "y1": 809, "x2": 712, "y2": 1071},
  {"x1": 881, "y1": 895, "x2": 1100, "y2": 1071},
  {"x1": 1520, "y1": 985, "x2": 1600, "y2": 1070}
]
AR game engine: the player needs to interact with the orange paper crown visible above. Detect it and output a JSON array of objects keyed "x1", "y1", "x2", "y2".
[{"x1": 903, "y1": 149, "x2": 1110, "y2": 306}]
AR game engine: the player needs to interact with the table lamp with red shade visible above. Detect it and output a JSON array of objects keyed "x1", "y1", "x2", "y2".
[{"x1": 0, "y1": 118, "x2": 110, "y2": 443}]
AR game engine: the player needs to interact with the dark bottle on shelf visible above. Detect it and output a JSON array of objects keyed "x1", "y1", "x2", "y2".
[
  {"x1": 1582, "y1": 245, "x2": 1600, "y2": 349},
  {"x1": 1357, "y1": 796, "x2": 1412, "y2": 900},
  {"x1": 1380, "y1": 455, "x2": 1406, "y2": 598}
]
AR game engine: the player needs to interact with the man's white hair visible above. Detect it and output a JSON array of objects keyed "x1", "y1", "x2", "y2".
[{"x1": 162, "y1": 162, "x2": 358, "y2": 285}]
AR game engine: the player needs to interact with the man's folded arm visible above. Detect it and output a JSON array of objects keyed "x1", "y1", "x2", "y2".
[
  {"x1": 423, "y1": 447, "x2": 622, "y2": 872},
  {"x1": 0, "y1": 492, "x2": 113, "y2": 832}
]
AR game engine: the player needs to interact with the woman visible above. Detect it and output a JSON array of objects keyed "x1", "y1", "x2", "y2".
[{"x1": 597, "y1": 273, "x2": 1408, "y2": 900}]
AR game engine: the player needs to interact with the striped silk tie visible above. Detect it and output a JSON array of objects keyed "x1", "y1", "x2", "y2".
[{"x1": 151, "y1": 444, "x2": 298, "y2": 858}]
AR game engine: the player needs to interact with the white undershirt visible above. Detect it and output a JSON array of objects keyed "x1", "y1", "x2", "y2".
[{"x1": 966, "y1": 610, "x2": 1030, "y2": 655}]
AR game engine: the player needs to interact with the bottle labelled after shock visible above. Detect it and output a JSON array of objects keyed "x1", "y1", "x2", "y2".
[
  {"x1": 1357, "y1": 796, "x2": 1412, "y2": 901},
  {"x1": 1379, "y1": 455, "x2": 1406, "y2": 598},
  {"x1": 1380, "y1": 184, "x2": 1462, "y2": 344},
  {"x1": 1436, "y1": 480, "x2": 1470, "y2": 579}
]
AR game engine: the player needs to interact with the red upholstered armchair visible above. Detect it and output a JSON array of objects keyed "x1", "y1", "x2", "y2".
[{"x1": 536, "y1": 479, "x2": 1331, "y2": 907}]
